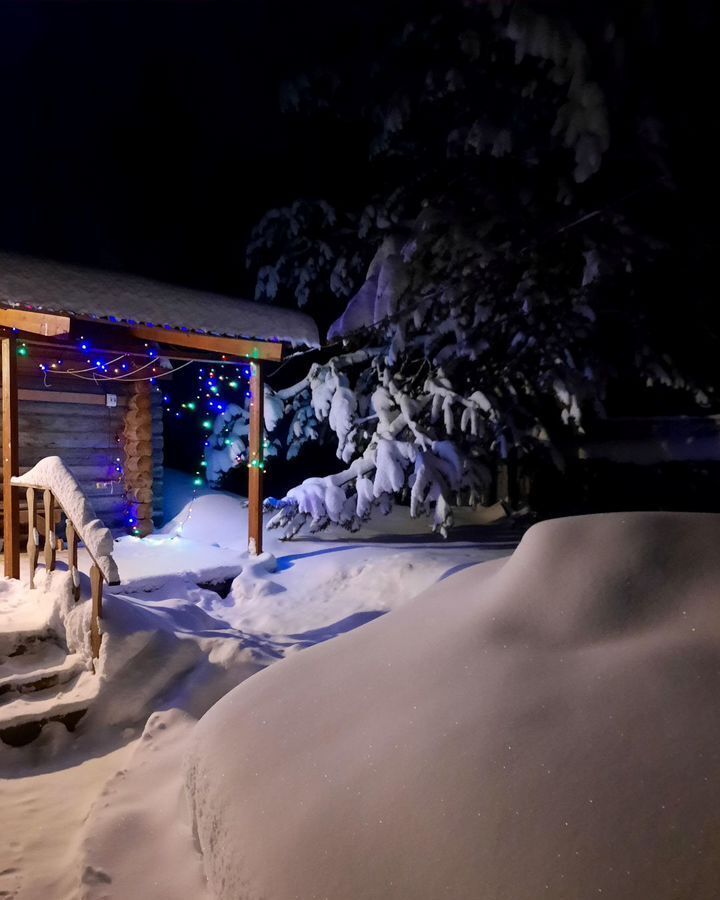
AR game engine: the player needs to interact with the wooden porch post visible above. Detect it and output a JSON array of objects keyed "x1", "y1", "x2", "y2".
[
  {"x1": 248, "y1": 361, "x2": 264, "y2": 556},
  {"x1": 2, "y1": 337, "x2": 20, "y2": 578},
  {"x1": 123, "y1": 380, "x2": 154, "y2": 537}
]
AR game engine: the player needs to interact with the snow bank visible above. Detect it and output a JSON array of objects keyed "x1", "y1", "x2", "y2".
[
  {"x1": 160, "y1": 491, "x2": 250, "y2": 545},
  {"x1": 13, "y1": 456, "x2": 119, "y2": 584},
  {"x1": 187, "y1": 512, "x2": 720, "y2": 900}
]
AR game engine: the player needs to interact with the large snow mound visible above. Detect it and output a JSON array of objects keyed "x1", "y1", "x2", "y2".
[{"x1": 186, "y1": 512, "x2": 720, "y2": 900}]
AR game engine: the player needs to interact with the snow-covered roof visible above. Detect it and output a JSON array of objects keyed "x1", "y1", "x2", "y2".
[{"x1": 0, "y1": 252, "x2": 319, "y2": 349}]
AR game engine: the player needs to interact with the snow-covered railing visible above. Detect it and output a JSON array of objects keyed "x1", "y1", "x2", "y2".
[{"x1": 11, "y1": 457, "x2": 120, "y2": 660}]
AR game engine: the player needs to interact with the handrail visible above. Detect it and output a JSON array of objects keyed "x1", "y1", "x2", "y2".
[{"x1": 21, "y1": 483, "x2": 119, "y2": 660}]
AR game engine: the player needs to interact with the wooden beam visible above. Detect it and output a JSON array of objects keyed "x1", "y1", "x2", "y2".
[
  {"x1": 247, "y1": 361, "x2": 264, "y2": 555},
  {"x1": 126, "y1": 323, "x2": 283, "y2": 362},
  {"x1": 0, "y1": 308, "x2": 71, "y2": 337},
  {"x1": 124, "y1": 381, "x2": 154, "y2": 537},
  {"x1": 1, "y1": 314, "x2": 286, "y2": 362},
  {"x1": 17, "y1": 389, "x2": 125, "y2": 406},
  {"x1": 26, "y1": 333, "x2": 244, "y2": 366},
  {"x1": 1, "y1": 337, "x2": 20, "y2": 577},
  {"x1": 10, "y1": 327, "x2": 284, "y2": 374}
]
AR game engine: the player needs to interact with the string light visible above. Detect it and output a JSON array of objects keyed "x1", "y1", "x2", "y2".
[{"x1": 22, "y1": 340, "x2": 268, "y2": 527}]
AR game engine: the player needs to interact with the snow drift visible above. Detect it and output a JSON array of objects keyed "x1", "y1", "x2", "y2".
[{"x1": 186, "y1": 512, "x2": 720, "y2": 900}]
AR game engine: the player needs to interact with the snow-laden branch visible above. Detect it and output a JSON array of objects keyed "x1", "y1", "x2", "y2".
[{"x1": 275, "y1": 348, "x2": 381, "y2": 401}]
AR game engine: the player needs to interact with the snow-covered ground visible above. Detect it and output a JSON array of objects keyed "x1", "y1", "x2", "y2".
[
  {"x1": 13, "y1": 475, "x2": 720, "y2": 899},
  {"x1": 187, "y1": 511, "x2": 720, "y2": 900},
  {"x1": 0, "y1": 472, "x2": 515, "y2": 899},
  {"x1": 5, "y1": 495, "x2": 720, "y2": 898}
]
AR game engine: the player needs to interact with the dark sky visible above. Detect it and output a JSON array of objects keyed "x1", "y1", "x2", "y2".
[
  {"x1": 0, "y1": 0, "x2": 402, "y2": 296},
  {"x1": 0, "y1": 0, "x2": 715, "y2": 302}
]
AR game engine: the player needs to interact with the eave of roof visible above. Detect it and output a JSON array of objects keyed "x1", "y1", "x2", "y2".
[{"x1": 0, "y1": 251, "x2": 319, "y2": 349}]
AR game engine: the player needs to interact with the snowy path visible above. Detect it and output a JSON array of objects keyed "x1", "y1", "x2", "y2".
[{"x1": 0, "y1": 738, "x2": 136, "y2": 899}]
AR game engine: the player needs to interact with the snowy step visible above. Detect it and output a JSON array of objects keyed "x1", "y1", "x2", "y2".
[
  {"x1": 0, "y1": 634, "x2": 67, "y2": 674},
  {"x1": 0, "y1": 669, "x2": 98, "y2": 746},
  {"x1": 0, "y1": 627, "x2": 60, "y2": 660},
  {"x1": 0, "y1": 651, "x2": 87, "y2": 699}
]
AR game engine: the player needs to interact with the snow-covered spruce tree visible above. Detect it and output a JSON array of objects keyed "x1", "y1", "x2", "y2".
[{"x1": 235, "y1": 0, "x2": 705, "y2": 538}]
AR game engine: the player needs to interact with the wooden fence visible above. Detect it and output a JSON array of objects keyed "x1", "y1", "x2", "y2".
[{"x1": 22, "y1": 484, "x2": 120, "y2": 660}]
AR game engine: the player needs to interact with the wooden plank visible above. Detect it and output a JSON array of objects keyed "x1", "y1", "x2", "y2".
[
  {"x1": 127, "y1": 324, "x2": 283, "y2": 362},
  {"x1": 26, "y1": 488, "x2": 38, "y2": 588},
  {"x1": 17, "y1": 389, "x2": 128, "y2": 407},
  {"x1": 247, "y1": 361, "x2": 264, "y2": 555},
  {"x1": 90, "y1": 564, "x2": 103, "y2": 659},
  {"x1": 2, "y1": 400, "x2": 128, "y2": 418},
  {"x1": 1, "y1": 337, "x2": 20, "y2": 578},
  {"x1": 12, "y1": 412, "x2": 150, "y2": 434},
  {"x1": 67, "y1": 521, "x2": 80, "y2": 602},
  {"x1": 15, "y1": 448, "x2": 122, "y2": 467},
  {"x1": 43, "y1": 489, "x2": 56, "y2": 572},
  {"x1": 0, "y1": 308, "x2": 71, "y2": 337},
  {"x1": 12, "y1": 415, "x2": 134, "y2": 436},
  {"x1": 15, "y1": 374, "x2": 113, "y2": 395},
  {"x1": 18, "y1": 432, "x2": 123, "y2": 449}
]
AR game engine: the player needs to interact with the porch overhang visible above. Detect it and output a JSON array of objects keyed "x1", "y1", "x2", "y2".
[{"x1": 1, "y1": 304, "x2": 288, "y2": 577}]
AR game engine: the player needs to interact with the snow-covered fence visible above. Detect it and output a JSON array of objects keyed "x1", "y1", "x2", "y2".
[{"x1": 12, "y1": 456, "x2": 120, "y2": 660}]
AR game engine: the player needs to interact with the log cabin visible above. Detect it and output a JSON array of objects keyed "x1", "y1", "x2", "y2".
[{"x1": 0, "y1": 251, "x2": 319, "y2": 577}]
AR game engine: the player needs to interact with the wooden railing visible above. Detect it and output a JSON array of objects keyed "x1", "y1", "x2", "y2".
[{"x1": 23, "y1": 485, "x2": 119, "y2": 660}]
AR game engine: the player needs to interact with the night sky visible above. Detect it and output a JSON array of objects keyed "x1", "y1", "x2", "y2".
[
  {"x1": 0, "y1": 0, "x2": 409, "y2": 296},
  {"x1": 0, "y1": 0, "x2": 716, "y2": 347},
  {"x1": 0, "y1": 1, "x2": 715, "y2": 300}
]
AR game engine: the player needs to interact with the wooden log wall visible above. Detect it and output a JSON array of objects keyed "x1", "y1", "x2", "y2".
[
  {"x1": 122, "y1": 380, "x2": 155, "y2": 537},
  {"x1": 0, "y1": 346, "x2": 164, "y2": 535}
]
